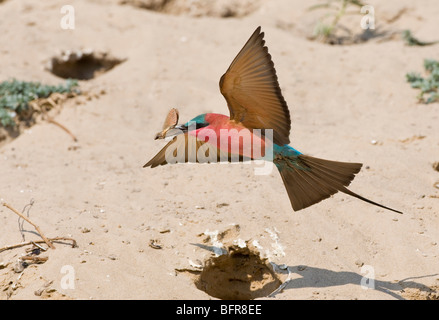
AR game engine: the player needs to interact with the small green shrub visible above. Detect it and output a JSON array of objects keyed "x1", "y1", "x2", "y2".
[
  {"x1": 406, "y1": 59, "x2": 439, "y2": 104},
  {"x1": 0, "y1": 79, "x2": 79, "y2": 127},
  {"x1": 309, "y1": 0, "x2": 365, "y2": 43}
]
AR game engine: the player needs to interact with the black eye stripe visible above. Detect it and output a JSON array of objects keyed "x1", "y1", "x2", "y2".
[
  {"x1": 195, "y1": 122, "x2": 209, "y2": 129},
  {"x1": 182, "y1": 122, "x2": 209, "y2": 131}
]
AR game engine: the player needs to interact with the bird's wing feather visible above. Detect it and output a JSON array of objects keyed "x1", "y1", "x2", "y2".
[
  {"x1": 219, "y1": 26, "x2": 291, "y2": 145},
  {"x1": 143, "y1": 133, "x2": 244, "y2": 168},
  {"x1": 143, "y1": 134, "x2": 206, "y2": 168}
]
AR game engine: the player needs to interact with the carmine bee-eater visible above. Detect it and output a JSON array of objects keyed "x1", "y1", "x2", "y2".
[{"x1": 144, "y1": 27, "x2": 402, "y2": 214}]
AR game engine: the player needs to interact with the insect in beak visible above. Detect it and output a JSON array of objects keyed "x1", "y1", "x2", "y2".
[{"x1": 154, "y1": 108, "x2": 180, "y2": 140}]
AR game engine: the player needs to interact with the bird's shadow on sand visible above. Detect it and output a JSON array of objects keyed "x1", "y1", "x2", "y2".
[
  {"x1": 191, "y1": 243, "x2": 438, "y2": 299},
  {"x1": 277, "y1": 265, "x2": 438, "y2": 300}
]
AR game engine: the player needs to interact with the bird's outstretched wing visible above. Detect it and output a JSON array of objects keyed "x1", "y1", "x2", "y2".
[
  {"x1": 144, "y1": 134, "x2": 208, "y2": 168},
  {"x1": 144, "y1": 132, "x2": 251, "y2": 168},
  {"x1": 144, "y1": 132, "x2": 255, "y2": 168},
  {"x1": 219, "y1": 26, "x2": 291, "y2": 146}
]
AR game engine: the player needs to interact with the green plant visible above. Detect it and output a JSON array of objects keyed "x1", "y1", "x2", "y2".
[
  {"x1": 406, "y1": 59, "x2": 439, "y2": 104},
  {"x1": 309, "y1": 0, "x2": 365, "y2": 42},
  {"x1": 0, "y1": 79, "x2": 79, "y2": 127},
  {"x1": 402, "y1": 30, "x2": 438, "y2": 47}
]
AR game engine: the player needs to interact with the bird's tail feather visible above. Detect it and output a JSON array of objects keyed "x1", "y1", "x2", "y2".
[{"x1": 276, "y1": 154, "x2": 402, "y2": 214}]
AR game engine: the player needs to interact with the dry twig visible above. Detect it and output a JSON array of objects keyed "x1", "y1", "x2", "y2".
[
  {"x1": 2, "y1": 202, "x2": 55, "y2": 249},
  {"x1": 46, "y1": 117, "x2": 78, "y2": 142},
  {"x1": 20, "y1": 255, "x2": 49, "y2": 263},
  {"x1": 0, "y1": 237, "x2": 77, "y2": 253},
  {"x1": 29, "y1": 93, "x2": 79, "y2": 142}
]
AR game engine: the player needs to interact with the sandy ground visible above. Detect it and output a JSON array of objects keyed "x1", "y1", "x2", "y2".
[{"x1": 0, "y1": 0, "x2": 438, "y2": 300}]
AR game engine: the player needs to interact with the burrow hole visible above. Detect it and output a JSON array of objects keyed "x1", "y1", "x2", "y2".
[
  {"x1": 46, "y1": 49, "x2": 125, "y2": 80},
  {"x1": 192, "y1": 245, "x2": 282, "y2": 300}
]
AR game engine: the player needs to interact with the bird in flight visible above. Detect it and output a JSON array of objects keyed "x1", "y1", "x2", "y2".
[{"x1": 144, "y1": 26, "x2": 402, "y2": 214}]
